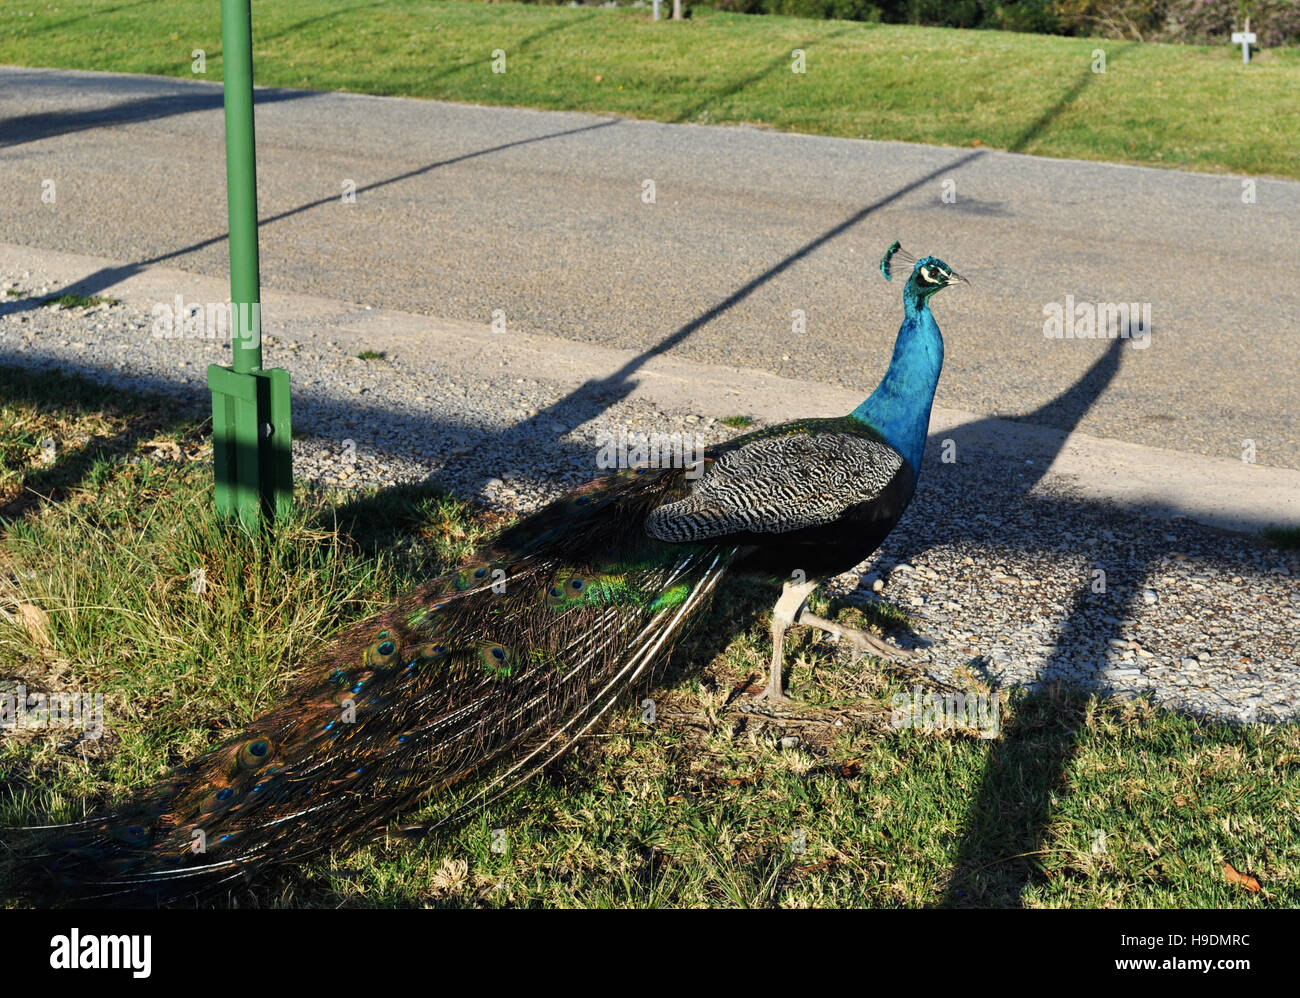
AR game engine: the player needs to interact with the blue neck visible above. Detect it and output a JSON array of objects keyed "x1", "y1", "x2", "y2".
[{"x1": 849, "y1": 288, "x2": 944, "y2": 474}]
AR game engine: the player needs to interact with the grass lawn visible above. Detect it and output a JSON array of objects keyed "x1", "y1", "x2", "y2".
[
  {"x1": 2, "y1": 1, "x2": 1298, "y2": 179},
  {"x1": 1, "y1": 360, "x2": 1295, "y2": 907}
]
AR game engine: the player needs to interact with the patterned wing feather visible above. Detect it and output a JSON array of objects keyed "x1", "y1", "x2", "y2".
[{"x1": 645, "y1": 431, "x2": 903, "y2": 542}]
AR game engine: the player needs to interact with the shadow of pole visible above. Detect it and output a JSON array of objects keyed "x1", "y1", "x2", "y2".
[
  {"x1": 0, "y1": 86, "x2": 316, "y2": 151},
  {"x1": 0, "y1": 117, "x2": 620, "y2": 323},
  {"x1": 0, "y1": 117, "x2": 622, "y2": 511},
  {"x1": 931, "y1": 330, "x2": 1163, "y2": 906},
  {"x1": 1007, "y1": 43, "x2": 1134, "y2": 154},
  {"x1": 671, "y1": 26, "x2": 854, "y2": 124},
  {"x1": 419, "y1": 10, "x2": 603, "y2": 86},
  {"x1": 492, "y1": 148, "x2": 989, "y2": 463}
]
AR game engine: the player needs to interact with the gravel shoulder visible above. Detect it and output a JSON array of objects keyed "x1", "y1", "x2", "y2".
[{"x1": 2, "y1": 247, "x2": 1297, "y2": 725}]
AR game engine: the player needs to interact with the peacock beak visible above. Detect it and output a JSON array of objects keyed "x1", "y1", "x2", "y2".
[{"x1": 945, "y1": 270, "x2": 970, "y2": 287}]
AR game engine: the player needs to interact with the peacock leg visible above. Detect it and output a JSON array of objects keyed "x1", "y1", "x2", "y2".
[
  {"x1": 760, "y1": 577, "x2": 820, "y2": 701},
  {"x1": 795, "y1": 610, "x2": 915, "y2": 662}
]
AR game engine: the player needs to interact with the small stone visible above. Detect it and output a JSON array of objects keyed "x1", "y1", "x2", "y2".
[
  {"x1": 1142, "y1": 589, "x2": 1158, "y2": 605},
  {"x1": 780, "y1": 736, "x2": 800, "y2": 749}
]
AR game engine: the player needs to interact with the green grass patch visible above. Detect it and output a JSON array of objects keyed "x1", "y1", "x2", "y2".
[
  {"x1": 356, "y1": 350, "x2": 386, "y2": 361},
  {"x1": 41, "y1": 293, "x2": 119, "y2": 310},
  {"x1": 0, "y1": 366, "x2": 487, "y2": 820},
  {"x1": 1, "y1": 2, "x2": 1296, "y2": 178},
  {"x1": 1, "y1": 366, "x2": 1295, "y2": 907},
  {"x1": 1261, "y1": 525, "x2": 1300, "y2": 550},
  {"x1": 721, "y1": 415, "x2": 755, "y2": 429},
  {"x1": 0, "y1": 364, "x2": 202, "y2": 519}
]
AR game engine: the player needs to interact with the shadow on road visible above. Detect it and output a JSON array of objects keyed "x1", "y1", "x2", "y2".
[
  {"x1": 0, "y1": 86, "x2": 316, "y2": 151},
  {"x1": 0, "y1": 116, "x2": 621, "y2": 324},
  {"x1": 490, "y1": 147, "x2": 989, "y2": 454}
]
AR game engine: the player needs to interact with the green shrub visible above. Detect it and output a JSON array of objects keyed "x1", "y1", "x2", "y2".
[
  {"x1": 895, "y1": 0, "x2": 983, "y2": 28},
  {"x1": 698, "y1": 0, "x2": 1300, "y2": 43},
  {"x1": 1161, "y1": 0, "x2": 1300, "y2": 47},
  {"x1": 993, "y1": 0, "x2": 1062, "y2": 32},
  {"x1": 716, "y1": 0, "x2": 885, "y2": 18}
]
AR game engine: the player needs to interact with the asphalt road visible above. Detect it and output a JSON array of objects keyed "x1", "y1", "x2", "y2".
[{"x1": 2, "y1": 66, "x2": 1297, "y2": 468}]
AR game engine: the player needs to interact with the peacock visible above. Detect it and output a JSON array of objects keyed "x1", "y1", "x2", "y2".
[{"x1": 3, "y1": 242, "x2": 965, "y2": 906}]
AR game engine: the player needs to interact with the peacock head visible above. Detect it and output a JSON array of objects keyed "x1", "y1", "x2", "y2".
[{"x1": 880, "y1": 240, "x2": 968, "y2": 308}]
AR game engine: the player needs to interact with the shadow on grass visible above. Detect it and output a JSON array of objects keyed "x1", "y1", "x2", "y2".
[
  {"x1": 412, "y1": 9, "x2": 603, "y2": 89},
  {"x1": 941, "y1": 683, "x2": 1091, "y2": 904},
  {"x1": 0, "y1": 364, "x2": 205, "y2": 522},
  {"x1": 1008, "y1": 43, "x2": 1135, "y2": 154},
  {"x1": 671, "y1": 26, "x2": 855, "y2": 124},
  {"x1": 859, "y1": 332, "x2": 1132, "y2": 907}
]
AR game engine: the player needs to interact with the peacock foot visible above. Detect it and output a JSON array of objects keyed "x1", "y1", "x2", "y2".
[
  {"x1": 755, "y1": 684, "x2": 793, "y2": 705},
  {"x1": 796, "y1": 610, "x2": 916, "y2": 662}
]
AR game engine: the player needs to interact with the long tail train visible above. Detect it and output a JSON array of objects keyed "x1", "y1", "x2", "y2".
[{"x1": 3, "y1": 465, "x2": 736, "y2": 906}]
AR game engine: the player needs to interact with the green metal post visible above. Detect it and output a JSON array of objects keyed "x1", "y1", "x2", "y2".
[
  {"x1": 221, "y1": 0, "x2": 261, "y2": 377},
  {"x1": 208, "y1": 0, "x2": 292, "y2": 531}
]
